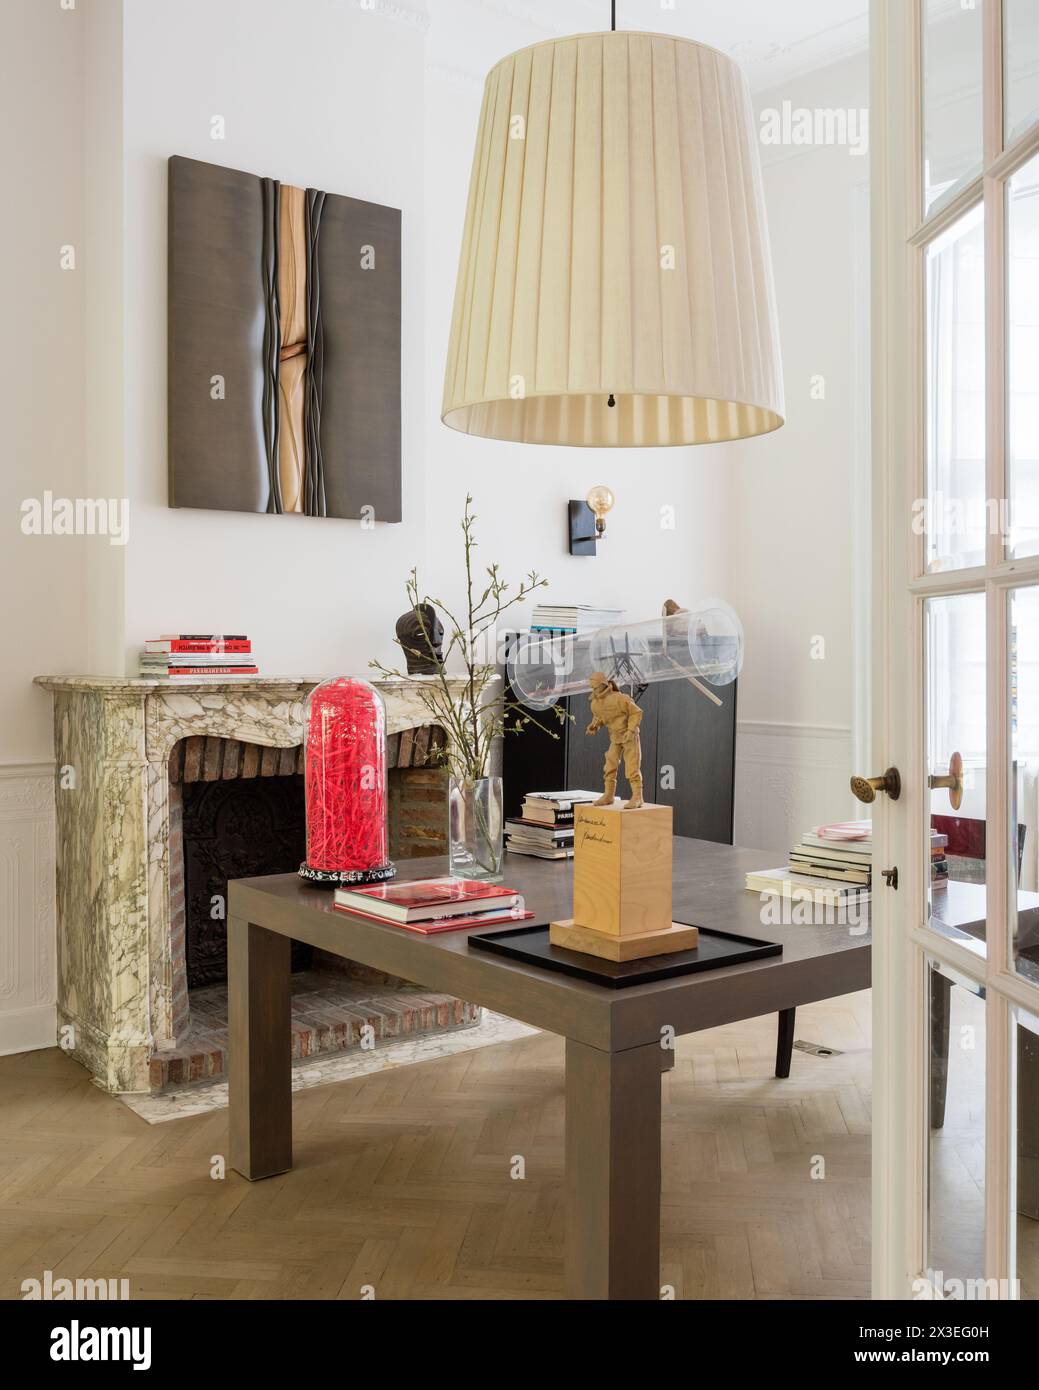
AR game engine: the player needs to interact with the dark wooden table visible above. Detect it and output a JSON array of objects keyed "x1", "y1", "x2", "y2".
[{"x1": 227, "y1": 839, "x2": 871, "y2": 1300}]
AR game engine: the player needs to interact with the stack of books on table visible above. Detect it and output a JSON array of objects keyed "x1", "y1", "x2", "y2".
[
  {"x1": 506, "y1": 790, "x2": 600, "y2": 859},
  {"x1": 529, "y1": 604, "x2": 624, "y2": 636},
  {"x1": 139, "y1": 634, "x2": 258, "y2": 679},
  {"x1": 333, "y1": 877, "x2": 533, "y2": 934},
  {"x1": 746, "y1": 819, "x2": 873, "y2": 907},
  {"x1": 930, "y1": 828, "x2": 950, "y2": 887}
]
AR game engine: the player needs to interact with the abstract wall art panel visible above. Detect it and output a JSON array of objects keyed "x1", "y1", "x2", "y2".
[{"x1": 168, "y1": 155, "x2": 402, "y2": 521}]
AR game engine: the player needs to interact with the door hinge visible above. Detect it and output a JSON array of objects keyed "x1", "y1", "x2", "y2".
[{"x1": 880, "y1": 866, "x2": 898, "y2": 890}]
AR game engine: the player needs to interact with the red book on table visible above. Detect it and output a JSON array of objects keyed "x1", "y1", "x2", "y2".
[
  {"x1": 333, "y1": 904, "x2": 533, "y2": 934},
  {"x1": 334, "y1": 876, "x2": 521, "y2": 924}
]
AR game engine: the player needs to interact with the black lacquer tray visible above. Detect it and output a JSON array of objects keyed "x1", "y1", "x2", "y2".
[{"x1": 467, "y1": 921, "x2": 781, "y2": 988}]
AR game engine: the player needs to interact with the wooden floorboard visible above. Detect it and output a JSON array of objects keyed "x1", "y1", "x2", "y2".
[{"x1": 0, "y1": 994, "x2": 873, "y2": 1300}]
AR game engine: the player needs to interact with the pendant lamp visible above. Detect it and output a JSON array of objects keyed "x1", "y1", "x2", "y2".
[{"x1": 441, "y1": 23, "x2": 784, "y2": 448}]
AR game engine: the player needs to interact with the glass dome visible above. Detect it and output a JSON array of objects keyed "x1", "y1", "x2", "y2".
[{"x1": 300, "y1": 677, "x2": 394, "y2": 886}]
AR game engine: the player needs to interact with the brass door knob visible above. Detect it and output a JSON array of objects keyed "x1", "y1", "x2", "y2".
[
  {"x1": 928, "y1": 750, "x2": 964, "y2": 811},
  {"x1": 850, "y1": 767, "x2": 901, "y2": 803}
]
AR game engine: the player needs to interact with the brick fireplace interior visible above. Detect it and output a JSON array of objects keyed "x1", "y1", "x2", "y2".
[{"x1": 153, "y1": 725, "x2": 480, "y2": 1089}]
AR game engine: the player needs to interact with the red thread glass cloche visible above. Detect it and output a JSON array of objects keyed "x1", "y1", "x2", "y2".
[{"x1": 299, "y1": 677, "x2": 395, "y2": 887}]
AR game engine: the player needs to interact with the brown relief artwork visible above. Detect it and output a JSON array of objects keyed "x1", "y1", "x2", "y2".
[
  {"x1": 168, "y1": 155, "x2": 402, "y2": 521},
  {"x1": 277, "y1": 184, "x2": 307, "y2": 513}
]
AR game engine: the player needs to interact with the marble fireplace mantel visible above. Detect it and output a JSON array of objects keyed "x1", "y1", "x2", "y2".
[{"x1": 33, "y1": 674, "x2": 485, "y2": 1093}]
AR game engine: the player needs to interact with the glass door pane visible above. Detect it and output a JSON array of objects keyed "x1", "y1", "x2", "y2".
[
  {"x1": 1005, "y1": 0, "x2": 1039, "y2": 144},
  {"x1": 1009, "y1": 586, "x2": 1039, "y2": 985},
  {"x1": 1014, "y1": 1007, "x2": 1039, "y2": 1298},
  {"x1": 1008, "y1": 154, "x2": 1039, "y2": 559},
  {"x1": 924, "y1": 0, "x2": 985, "y2": 213},
  {"x1": 924, "y1": 207, "x2": 986, "y2": 572},
  {"x1": 927, "y1": 962, "x2": 987, "y2": 1294},
  {"x1": 925, "y1": 592, "x2": 987, "y2": 955}
]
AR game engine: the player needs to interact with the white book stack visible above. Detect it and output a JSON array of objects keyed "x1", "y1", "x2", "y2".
[
  {"x1": 138, "y1": 634, "x2": 259, "y2": 679},
  {"x1": 746, "y1": 820, "x2": 873, "y2": 906},
  {"x1": 529, "y1": 604, "x2": 624, "y2": 635}
]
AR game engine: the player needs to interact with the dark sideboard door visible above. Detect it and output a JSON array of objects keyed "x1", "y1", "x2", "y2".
[{"x1": 654, "y1": 677, "x2": 737, "y2": 843}]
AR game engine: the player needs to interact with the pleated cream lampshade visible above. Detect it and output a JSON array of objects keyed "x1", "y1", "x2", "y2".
[{"x1": 442, "y1": 30, "x2": 784, "y2": 447}]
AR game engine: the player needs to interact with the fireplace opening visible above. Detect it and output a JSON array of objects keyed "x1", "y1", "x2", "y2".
[
  {"x1": 154, "y1": 726, "x2": 473, "y2": 1090},
  {"x1": 182, "y1": 772, "x2": 311, "y2": 989}
]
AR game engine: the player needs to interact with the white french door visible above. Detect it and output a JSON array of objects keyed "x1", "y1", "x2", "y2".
[{"x1": 873, "y1": 0, "x2": 1039, "y2": 1298}]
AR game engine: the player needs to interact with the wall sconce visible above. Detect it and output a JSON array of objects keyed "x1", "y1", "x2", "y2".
[{"x1": 568, "y1": 485, "x2": 615, "y2": 557}]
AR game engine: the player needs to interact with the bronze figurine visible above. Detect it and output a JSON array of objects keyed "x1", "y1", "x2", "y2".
[{"x1": 586, "y1": 670, "x2": 644, "y2": 809}]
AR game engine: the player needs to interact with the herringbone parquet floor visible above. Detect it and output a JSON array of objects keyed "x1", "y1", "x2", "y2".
[{"x1": 0, "y1": 992, "x2": 871, "y2": 1300}]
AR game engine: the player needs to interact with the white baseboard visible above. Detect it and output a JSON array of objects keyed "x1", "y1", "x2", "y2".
[{"x1": 0, "y1": 1003, "x2": 57, "y2": 1056}]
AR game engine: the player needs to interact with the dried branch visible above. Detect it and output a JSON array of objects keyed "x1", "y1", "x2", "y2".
[{"x1": 370, "y1": 495, "x2": 565, "y2": 782}]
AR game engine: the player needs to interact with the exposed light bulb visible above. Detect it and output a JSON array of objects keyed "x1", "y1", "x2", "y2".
[{"x1": 586, "y1": 485, "x2": 615, "y2": 538}]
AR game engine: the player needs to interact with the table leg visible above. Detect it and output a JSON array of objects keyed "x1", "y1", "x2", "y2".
[
  {"x1": 228, "y1": 916, "x2": 292, "y2": 1180},
  {"x1": 929, "y1": 970, "x2": 952, "y2": 1131},
  {"x1": 775, "y1": 1007, "x2": 796, "y2": 1078},
  {"x1": 1016, "y1": 1022, "x2": 1039, "y2": 1219},
  {"x1": 564, "y1": 1038, "x2": 662, "y2": 1300}
]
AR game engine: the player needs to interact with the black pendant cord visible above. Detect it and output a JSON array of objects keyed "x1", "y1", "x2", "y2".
[{"x1": 606, "y1": 0, "x2": 616, "y2": 409}]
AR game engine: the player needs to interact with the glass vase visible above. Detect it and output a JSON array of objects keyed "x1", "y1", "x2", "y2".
[{"x1": 448, "y1": 775, "x2": 504, "y2": 882}]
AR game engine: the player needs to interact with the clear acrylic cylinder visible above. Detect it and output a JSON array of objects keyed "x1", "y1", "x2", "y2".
[{"x1": 507, "y1": 601, "x2": 744, "y2": 709}]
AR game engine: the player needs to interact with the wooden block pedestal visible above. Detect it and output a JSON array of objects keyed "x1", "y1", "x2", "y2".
[
  {"x1": 549, "y1": 918, "x2": 700, "y2": 961},
  {"x1": 549, "y1": 802, "x2": 698, "y2": 962}
]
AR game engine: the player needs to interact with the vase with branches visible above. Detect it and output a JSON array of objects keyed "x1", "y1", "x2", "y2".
[{"x1": 371, "y1": 495, "x2": 568, "y2": 879}]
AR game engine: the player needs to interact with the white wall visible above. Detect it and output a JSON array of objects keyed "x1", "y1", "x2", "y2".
[
  {"x1": 121, "y1": 0, "x2": 430, "y2": 677},
  {"x1": 2, "y1": 0, "x2": 88, "y2": 764},
  {"x1": 0, "y1": 0, "x2": 85, "y2": 1050},
  {"x1": 732, "y1": 52, "x2": 871, "y2": 851},
  {"x1": 83, "y1": 0, "x2": 127, "y2": 678}
]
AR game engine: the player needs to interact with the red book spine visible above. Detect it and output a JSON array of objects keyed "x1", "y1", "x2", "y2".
[
  {"x1": 162, "y1": 665, "x2": 260, "y2": 676},
  {"x1": 161, "y1": 640, "x2": 252, "y2": 653}
]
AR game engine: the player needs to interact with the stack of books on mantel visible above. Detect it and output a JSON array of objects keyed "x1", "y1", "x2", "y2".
[
  {"x1": 506, "y1": 790, "x2": 600, "y2": 859},
  {"x1": 529, "y1": 604, "x2": 624, "y2": 636},
  {"x1": 746, "y1": 819, "x2": 874, "y2": 907},
  {"x1": 333, "y1": 877, "x2": 533, "y2": 934},
  {"x1": 139, "y1": 634, "x2": 259, "y2": 680}
]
